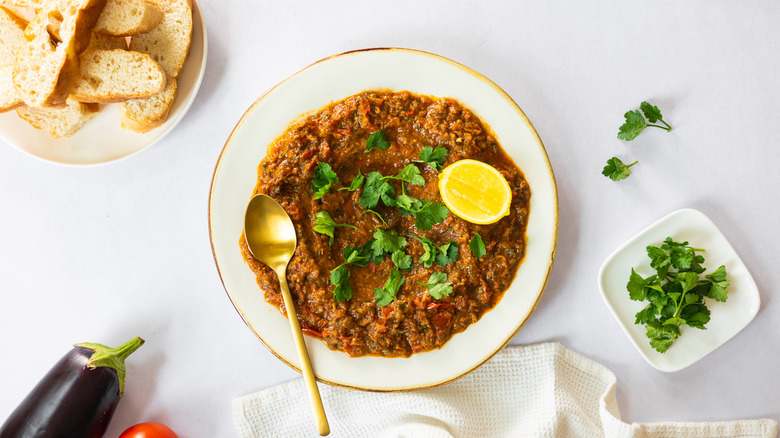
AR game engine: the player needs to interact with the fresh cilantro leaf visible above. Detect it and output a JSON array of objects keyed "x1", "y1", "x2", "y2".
[
  {"x1": 365, "y1": 130, "x2": 390, "y2": 152},
  {"x1": 414, "y1": 201, "x2": 449, "y2": 231},
  {"x1": 330, "y1": 265, "x2": 353, "y2": 302},
  {"x1": 416, "y1": 146, "x2": 447, "y2": 170},
  {"x1": 705, "y1": 265, "x2": 729, "y2": 302},
  {"x1": 418, "y1": 272, "x2": 453, "y2": 300},
  {"x1": 375, "y1": 268, "x2": 405, "y2": 306},
  {"x1": 312, "y1": 211, "x2": 358, "y2": 245},
  {"x1": 359, "y1": 239, "x2": 385, "y2": 265},
  {"x1": 343, "y1": 245, "x2": 368, "y2": 267},
  {"x1": 639, "y1": 101, "x2": 671, "y2": 130},
  {"x1": 339, "y1": 170, "x2": 364, "y2": 192},
  {"x1": 435, "y1": 242, "x2": 458, "y2": 266},
  {"x1": 627, "y1": 269, "x2": 659, "y2": 301},
  {"x1": 371, "y1": 228, "x2": 407, "y2": 257},
  {"x1": 387, "y1": 164, "x2": 425, "y2": 186},
  {"x1": 469, "y1": 233, "x2": 486, "y2": 259},
  {"x1": 412, "y1": 236, "x2": 437, "y2": 268},
  {"x1": 602, "y1": 157, "x2": 637, "y2": 181},
  {"x1": 617, "y1": 110, "x2": 647, "y2": 141},
  {"x1": 395, "y1": 193, "x2": 423, "y2": 214},
  {"x1": 359, "y1": 171, "x2": 395, "y2": 209},
  {"x1": 391, "y1": 250, "x2": 412, "y2": 271},
  {"x1": 312, "y1": 162, "x2": 339, "y2": 199},
  {"x1": 617, "y1": 102, "x2": 672, "y2": 140}
]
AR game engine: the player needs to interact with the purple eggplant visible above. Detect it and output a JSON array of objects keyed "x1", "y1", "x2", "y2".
[{"x1": 0, "y1": 337, "x2": 144, "y2": 438}]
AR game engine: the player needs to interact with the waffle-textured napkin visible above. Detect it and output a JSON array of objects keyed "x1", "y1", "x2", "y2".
[{"x1": 232, "y1": 343, "x2": 777, "y2": 437}]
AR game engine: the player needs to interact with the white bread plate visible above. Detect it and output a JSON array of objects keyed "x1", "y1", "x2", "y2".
[
  {"x1": 0, "y1": 0, "x2": 207, "y2": 166},
  {"x1": 209, "y1": 48, "x2": 559, "y2": 391}
]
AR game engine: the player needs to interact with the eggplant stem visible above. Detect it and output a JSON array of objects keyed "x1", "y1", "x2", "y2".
[{"x1": 74, "y1": 337, "x2": 144, "y2": 397}]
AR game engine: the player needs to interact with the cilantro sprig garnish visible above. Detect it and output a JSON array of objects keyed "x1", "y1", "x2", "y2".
[
  {"x1": 602, "y1": 157, "x2": 637, "y2": 181},
  {"x1": 414, "y1": 146, "x2": 448, "y2": 170},
  {"x1": 365, "y1": 130, "x2": 391, "y2": 152},
  {"x1": 312, "y1": 211, "x2": 359, "y2": 245},
  {"x1": 339, "y1": 170, "x2": 364, "y2": 192},
  {"x1": 418, "y1": 272, "x2": 454, "y2": 300},
  {"x1": 329, "y1": 245, "x2": 370, "y2": 302},
  {"x1": 412, "y1": 236, "x2": 459, "y2": 268},
  {"x1": 618, "y1": 101, "x2": 672, "y2": 141},
  {"x1": 469, "y1": 233, "x2": 486, "y2": 259},
  {"x1": 375, "y1": 268, "x2": 405, "y2": 306},
  {"x1": 312, "y1": 163, "x2": 339, "y2": 199},
  {"x1": 627, "y1": 237, "x2": 729, "y2": 353}
]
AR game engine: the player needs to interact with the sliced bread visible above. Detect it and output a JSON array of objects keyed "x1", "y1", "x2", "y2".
[
  {"x1": 70, "y1": 48, "x2": 165, "y2": 103},
  {"x1": 16, "y1": 99, "x2": 99, "y2": 137},
  {"x1": 94, "y1": 0, "x2": 163, "y2": 37},
  {"x1": 0, "y1": 6, "x2": 26, "y2": 57},
  {"x1": 13, "y1": 0, "x2": 108, "y2": 108},
  {"x1": 0, "y1": 64, "x2": 22, "y2": 111},
  {"x1": 0, "y1": 6, "x2": 27, "y2": 111},
  {"x1": 120, "y1": 0, "x2": 190, "y2": 132},
  {"x1": 86, "y1": 30, "x2": 128, "y2": 50},
  {"x1": 128, "y1": 0, "x2": 191, "y2": 79},
  {"x1": 119, "y1": 76, "x2": 175, "y2": 133}
]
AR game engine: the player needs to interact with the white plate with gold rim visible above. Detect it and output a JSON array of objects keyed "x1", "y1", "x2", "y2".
[
  {"x1": 0, "y1": 0, "x2": 207, "y2": 166},
  {"x1": 209, "y1": 48, "x2": 558, "y2": 391}
]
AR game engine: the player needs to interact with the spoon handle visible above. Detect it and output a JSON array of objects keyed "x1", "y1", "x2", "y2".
[{"x1": 277, "y1": 268, "x2": 330, "y2": 436}]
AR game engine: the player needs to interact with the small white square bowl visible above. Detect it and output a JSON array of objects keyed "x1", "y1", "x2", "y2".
[{"x1": 598, "y1": 208, "x2": 760, "y2": 372}]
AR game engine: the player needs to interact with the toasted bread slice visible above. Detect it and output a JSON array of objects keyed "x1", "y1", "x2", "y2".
[
  {"x1": 71, "y1": 48, "x2": 165, "y2": 103},
  {"x1": 119, "y1": 76, "x2": 175, "y2": 133},
  {"x1": 13, "y1": 0, "x2": 108, "y2": 108},
  {"x1": 16, "y1": 99, "x2": 99, "y2": 137},
  {"x1": 0, "y1": 6, "x2": 27, "y2": 111},
  {"x1": 94, "y1": 0, "x2": 162, "y2": 36}
]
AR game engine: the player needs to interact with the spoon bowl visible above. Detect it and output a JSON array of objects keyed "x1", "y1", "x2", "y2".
[{"x1": 244, "y1": 194, "x2": 330, "y2": 436}]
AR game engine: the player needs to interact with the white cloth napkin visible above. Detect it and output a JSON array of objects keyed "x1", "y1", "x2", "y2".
[{"x1": 232, "y1": 343, "x2": 777, "y2": 437}]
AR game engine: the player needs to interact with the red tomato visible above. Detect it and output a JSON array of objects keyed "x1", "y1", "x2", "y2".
[{"x1": 119, "y1": 422, "x2": 178, "y2": 438}]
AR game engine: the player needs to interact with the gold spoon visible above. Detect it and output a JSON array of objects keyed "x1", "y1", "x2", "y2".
[{"x1": 244, "y1": 194, "x2": 330, "y2": 436}]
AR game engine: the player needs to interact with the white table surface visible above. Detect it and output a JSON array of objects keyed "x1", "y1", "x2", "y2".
[{"x1": 2, "y1": 1, "x2": 779, "y2": 437}]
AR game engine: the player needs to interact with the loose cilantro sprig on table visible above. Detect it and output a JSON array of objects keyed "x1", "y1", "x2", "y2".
[
  {"x1": 418, "y1": 272, "x2": 454, "y2": 300},
  {"x1": 312, "y1": 163, "x2": 339, "y2": 199},
  {"x1": 312, "y1": 211, "x2": 359, "y2": 245},
  {"x1": 627, "y1": 237, "x2": 729, "y2": 353},
  {"x1": 602, "y1": 157, "x2": 637, "y2": 181},
  {"x1": 618, "y1": 101, "x2": 672, "y2": 141}
]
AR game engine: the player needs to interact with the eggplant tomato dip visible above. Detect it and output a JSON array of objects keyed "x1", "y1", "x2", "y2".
[{"x1": 240, "y1": 90, "x2": 530, "y2": 357}]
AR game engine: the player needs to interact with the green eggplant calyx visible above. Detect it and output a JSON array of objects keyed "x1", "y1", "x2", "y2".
[{"x1": 74, "y1": 337, "x2": 145, "y2": 397}]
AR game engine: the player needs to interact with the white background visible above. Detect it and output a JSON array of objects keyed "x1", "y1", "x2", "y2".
[{"x1": 1, "y1": 1, "x2": 779, "y2": 437}]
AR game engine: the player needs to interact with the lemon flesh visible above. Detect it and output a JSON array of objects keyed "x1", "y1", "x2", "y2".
[{"x1": 438, "y1": 159, "x2": 512, "y2": 225}]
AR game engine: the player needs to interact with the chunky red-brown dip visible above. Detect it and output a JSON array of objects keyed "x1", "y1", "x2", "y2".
[{"x1": 240, "y1": 90, "x2": 530, "y2": 357}]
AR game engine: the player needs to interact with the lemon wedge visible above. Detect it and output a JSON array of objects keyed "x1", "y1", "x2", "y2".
[{"x1": 438, "y1": 159, "x2": 512, "y2": 224}]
